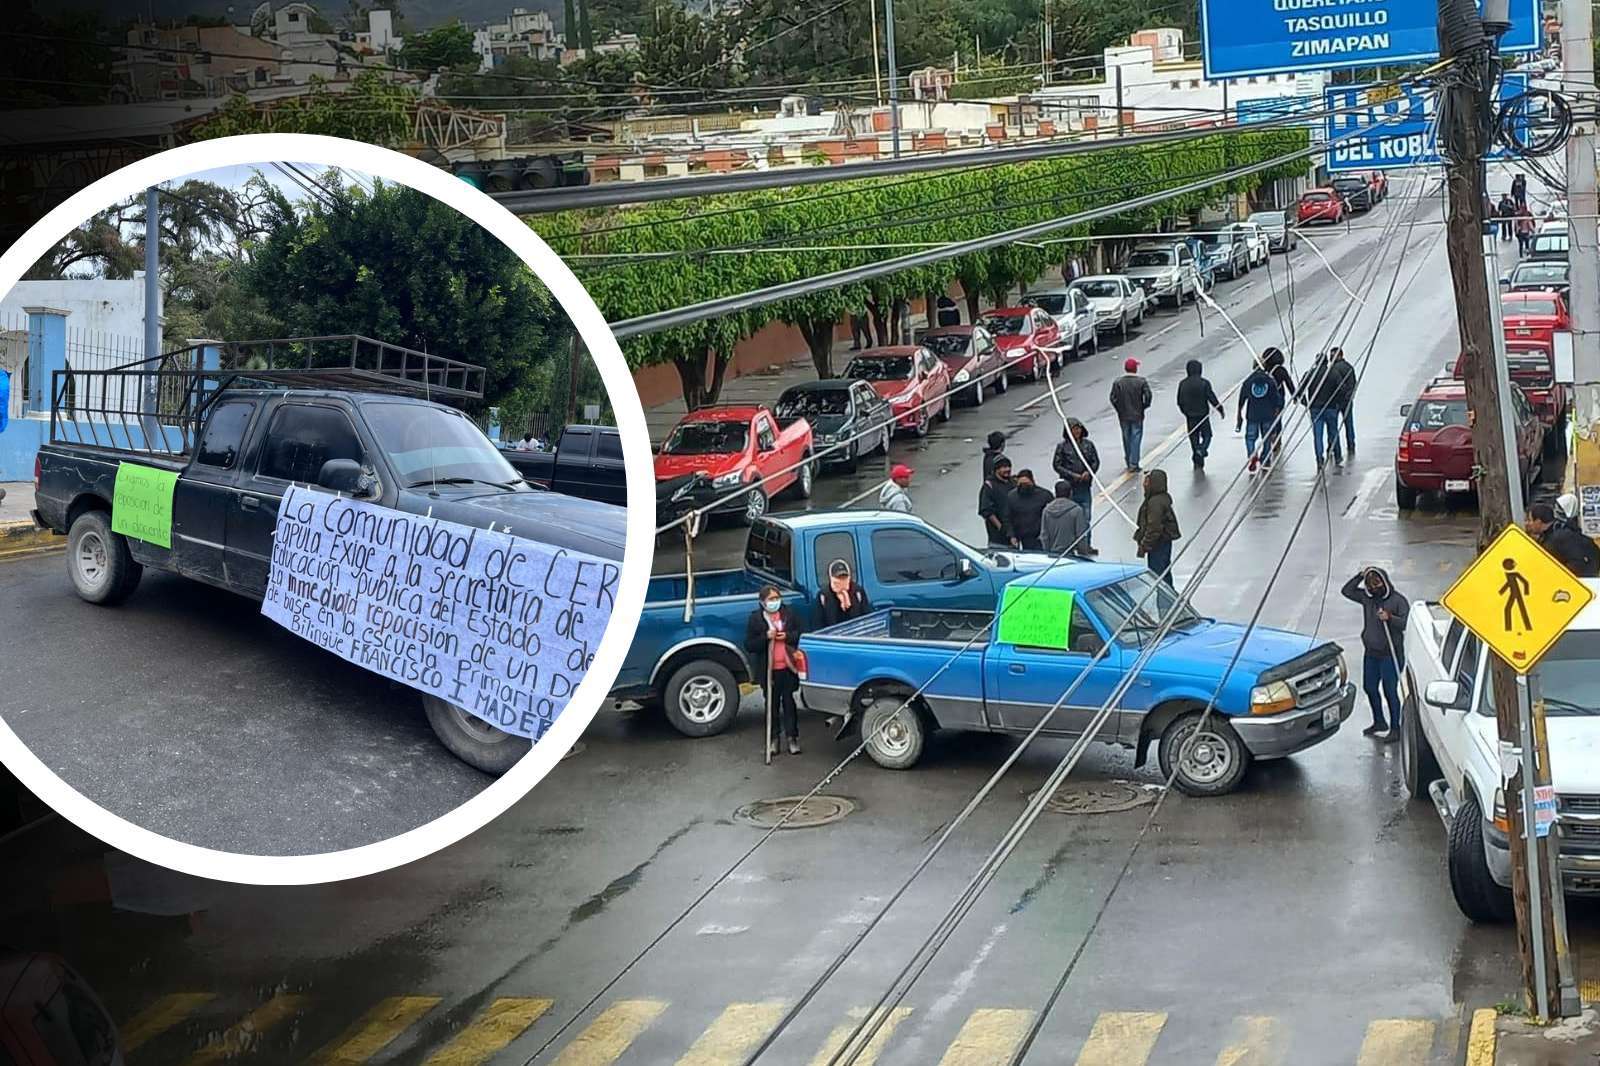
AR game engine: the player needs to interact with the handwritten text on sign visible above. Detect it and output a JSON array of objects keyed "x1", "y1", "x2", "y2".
[{"x1": 261, "y1": 485, "x2": 618, "y2": 740}]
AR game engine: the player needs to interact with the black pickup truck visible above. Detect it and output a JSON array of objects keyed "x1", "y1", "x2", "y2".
[
  {"x1": 500, "y1": 424, "x2": 625, "y2": 506},
  {"x1": 30, "y1": 338, "x2": 626, "y2": 774}
]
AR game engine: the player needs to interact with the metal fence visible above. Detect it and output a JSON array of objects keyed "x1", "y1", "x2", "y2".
[{"x1": 63, "y1": 325, "x2": 150, "y2": 418}]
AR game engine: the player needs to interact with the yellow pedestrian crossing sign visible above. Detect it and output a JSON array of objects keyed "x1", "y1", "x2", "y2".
[{"x1": 1441, "y1": 524, "x2": 1594, "y2": 674}]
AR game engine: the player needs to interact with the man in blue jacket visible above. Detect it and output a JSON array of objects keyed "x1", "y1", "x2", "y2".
[{"x1": 1235, "y1": 351, "x2": 1285, "y2": 472}]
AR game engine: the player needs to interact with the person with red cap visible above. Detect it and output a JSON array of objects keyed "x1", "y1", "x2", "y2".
[
  {"x1": 880, "y1": 463, "x2": 915, "y2": 513},
  {"x1": 1109, "y1": 357, "x2": 1153, "y2": 472}
]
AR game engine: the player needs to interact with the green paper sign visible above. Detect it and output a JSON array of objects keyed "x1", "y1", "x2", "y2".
[
  {"x1": 111, "y1": 462, "x2": 179, "y2": 549},
  {"x1": 997, "y1": 584, "x2": 1075, "y2": 649}
]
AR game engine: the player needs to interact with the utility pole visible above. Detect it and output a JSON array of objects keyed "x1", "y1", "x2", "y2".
[
  {"x1": 1114, "y1": 64, "x2": 1125, "y2": 139},
  {"x1": 869, "y1": 0, "x2": 884, "y2": 105},
  {"x1": 1565, "y1": 0, "x2": 1600, "y2": 520},
  {"x1": 883, "y1": 0, "x2": 901, "y2": 157}
]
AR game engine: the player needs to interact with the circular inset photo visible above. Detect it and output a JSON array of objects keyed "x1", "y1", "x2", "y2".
[{"x1": 0, "y1": 135, "x2": 652, "y2": 883}]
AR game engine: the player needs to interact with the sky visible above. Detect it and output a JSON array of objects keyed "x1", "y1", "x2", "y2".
[{"x1": 179, "y1": 162, "x2": 381, "y2": 201}]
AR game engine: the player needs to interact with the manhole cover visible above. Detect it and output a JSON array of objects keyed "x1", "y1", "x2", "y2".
[
  {"x1": 733, "y1": 795, "x2": 856, "y2": 829},
  {"x1": 1026, "y1": 781, "x2": 1157, "y2": 815}
]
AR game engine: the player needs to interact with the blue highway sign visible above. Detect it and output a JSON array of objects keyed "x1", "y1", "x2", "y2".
[
  {"x1": 1236, "y1": 95, "x2": 1322, "y2": 126},
  {"x1": 1324, "y1": 75, "x2": 1527, "y2": 172}
]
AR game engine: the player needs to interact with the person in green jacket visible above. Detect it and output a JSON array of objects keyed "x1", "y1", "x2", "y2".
[{"x1": 1134, "y1": 468, "x2": 1181, "y2": 588}]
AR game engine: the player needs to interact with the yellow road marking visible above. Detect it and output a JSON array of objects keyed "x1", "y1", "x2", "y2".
[
  {"x1": 675, "y1": 1002, "x2": 787, "y2": 1066},
  {"x1": 1355, "y1": 1019, "x2": 1436, "y2": 1066},
  {"x1": 1464, "y1": 1008, "x2": 1498, "y2": 1066},
  {"x1": 936, "y1": 1008, "x2": 1036, "y2": 1066},
  {"x1": 183, "y1": 992, "x2": 306, "y2": 1066},
  {"x1": 313, "y1": 995, "x2": 442, "y2": 1064},
  {"x1": 121, "y1": 993, "x2": 216, "y2": 1053},
  {"x1": 807, "y1": 1007, "x2": 913, "y2": 1066},
  {"x1": 551, "y1": 999, "x2": 669, "y2": 1066},
  {"x1": 1073, "y1": 1011, "x2": 1167, "y2": 1066},
  {"x1": 424, "y1": 998, "x2": 554, "y2": 1066},
  {"x1": 1215, "y1": 1015, "x2": 1282, "y2": 1066}
]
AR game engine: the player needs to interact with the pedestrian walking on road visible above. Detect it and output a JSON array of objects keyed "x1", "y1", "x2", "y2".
[
  {"x1": 850, "y1": 311, "x2": 871, "y2": 350},
  {"x1": 1512, "y1": 172, "x2": 1528, "y2": 210},
  {"x1": 1237, "y1": 357, "x2": 1284, "y2": 473},
  {"x1": 1109, "y1": 357, "x2": 1153, "y2": 471},
  {"x1": 816, "y1": 559, "x2": 873, "y2": 628},
  {"x1": 746, "y1": 587, "x2": 804, "y2": 758},
  {"x1": 1299, "y1": 350, "x2": 1351, "y2": 467},
  {"x1": 1527, "y1": 502, "x2": 1600, "y2": 577},
  {"x1": 1006, "y1": 469, "x2": 1052, "y2": 551},
  {"x1": 879, "y1": 464, "x2": 915, "y2": 513},
  {"x1": 1041, "y1": 479, "x2": 1089, "y2": 558},
  {"x1": 1497, "y1": 193, "x2": 1517, "y2": 241},
  {"x1": 1341, "y1": 566, "x2": 1408, "y2": 742},
  {"x1": 1176, "y1": 358, "x2": 1225, "y2": 469},
  {"x1": 982, "y1": 430, "x2": 1007, "y2": 482},
  {"x1": 1134, "y1": 469, "x2": 1181, "y2": 588},
  {"x1": 1516, "y1": 205, "x2": 1536, "y2": 256},
  {"x1": 1052, "y1": 418, "x2": 1101, "y2": 555},
  {"x1": 1330, "y1": 346, "x2": 1358, "y2": 458},
  {"x1": 979, "y1": 455, "x2": 1016, "y2": 547},
  {"x1": 1263, "y1": 348, "x2": 1296, "y2": 462}
]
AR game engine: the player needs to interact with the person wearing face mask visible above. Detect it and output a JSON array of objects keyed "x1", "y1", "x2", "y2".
[
  {"x1": 1006, "y1": 468, "x2": 1051, "y2": 551},
  {"x1": 978, "y1": 455, "x2": 1015, "y2": 547},
  {"x1": 746, "y1": 586, "x2": 804, "y2": 757},
  {"x1": 816, "y1": 559, "x2": 872, "y2": 628},
  {"x1": 1340, "y1": 566, "x2": 1408, "y2": 741}
]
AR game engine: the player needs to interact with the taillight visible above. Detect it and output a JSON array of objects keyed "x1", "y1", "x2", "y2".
[
  {"x1": 1398, "y1": 432, "x2": 1411, "y2": 461},
  {"x1": 33, "y1": 454, "x2": 41, "y2": 491}
]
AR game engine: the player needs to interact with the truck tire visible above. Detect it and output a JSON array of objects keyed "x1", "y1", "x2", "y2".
[
  {"x1": 861, "y1": 696, "x2": 927, "y2": 770},
  {"x1": 663, "y1": 660, "x2": 740, "y2": 737},
  {"x1": 1448, "y1": 792, "x2": 1514, "y2": 923},
  {"x1": 1158, "y1": 711, "x2": 1251, "y2": 796},
  {"x1": 1401, "y1": 677, "x2": 1441, "y2": 801},
  {"x1": 795, "y1": 458, "x2": 815, "y2": 499},
  {"x1": 422, "y1": 695, "x2": 531, "y2": 775},
  {"x1": 742, "y1": 486, "x2": 769, "y2": 524},
  {"x1": 67, "y1": 511, "x2": 142, "y2": 606}
]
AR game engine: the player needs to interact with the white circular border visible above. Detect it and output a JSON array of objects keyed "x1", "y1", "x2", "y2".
[{"x1": 0, "y1": 134, "x2": 653, "y2": 885}]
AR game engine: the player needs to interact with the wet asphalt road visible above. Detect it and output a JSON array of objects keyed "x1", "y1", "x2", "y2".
[{"x1": 1, "y1": 176, "x2": 1581, "y2": 1065}]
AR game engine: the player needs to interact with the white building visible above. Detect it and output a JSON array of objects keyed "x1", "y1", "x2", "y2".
[
  {"x1": 355, "y1": 9, "x2": 398, "y2": 54},
  {"x1": 475, "y1": 7, "x2": 565, "y2": 70}
]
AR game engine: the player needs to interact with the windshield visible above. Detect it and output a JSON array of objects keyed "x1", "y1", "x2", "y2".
[
  {"x1": 1408, "y1": 399, "x2": 1469, "y2": 431},
  {"x1": 1509, "y1": 297, "x2": 1560, "y2": 316},
  {"x1": 1514, "y1": 264, "x2": 1568, "y2": 284},
  {"x1": 1249, "y1": 211, "x2": 1285, "y2": 226},
  {"x1": 1302, "y1": 192, "x2": 1331, "y2": 202},
  {"x1": 846, "y1": 356, "x2": 913, "y2": 380},
  {"x1": 1029, "y1": 294, "x2": 1068, "y2": 315},
  {"x1": 980, "y1": 314, "x2": 1028, "y2": 335},
  {"x1": 776, "y1": 389, "x2": 849, "y2": 418},
  {"x1": 922, "y1": 333, "x2": 973, "y2": 357},
  {"x1": 1533, "y1": 633, "x2": 1600, "y2": 715},
  {"x1": 366, "y1": 403, "x2": 521, "y2": 488},
  {"x1": 1084, "y1": 572, "x2": 1202, "y2": 644},
  {"x1": 1073, "y1": 280, "x2": 1121, "y2": 298},
  {"x1": 663, "y1": 420, "x2": 749, "y2": 455},
  {"x1": 1127, "y1": 250, "x2": 1174, "y2": 267}
]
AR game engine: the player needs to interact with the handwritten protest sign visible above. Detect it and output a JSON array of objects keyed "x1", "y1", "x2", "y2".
[
  {"x1": 996, "y1": 584, "x2": 1075, "y2": 650},
  {"x1": 261, "y1": 485, "x2": 617, "y2": 741},
  {"x1": 111, "y1": 462, "x2": 179, "y2": 549}
]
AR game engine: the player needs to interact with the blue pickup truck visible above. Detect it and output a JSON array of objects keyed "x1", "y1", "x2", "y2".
[
  {"x1": 797, "y1": 563, "x2": 1356, "y2": 795},
  {"x1": 612, "y1": 510, "x2": 1057, "y2": 736}
]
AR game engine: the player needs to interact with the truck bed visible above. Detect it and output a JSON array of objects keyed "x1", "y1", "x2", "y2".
[
  {"x1": 813, "y1": 608, "x2": 994, "y2": 645},
  {"x1": 647, "y1": 568, "x2": 779, "y2": 605}
]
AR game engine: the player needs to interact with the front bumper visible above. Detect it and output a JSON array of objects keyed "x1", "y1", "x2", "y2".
[
  {"x1": 656, "y1": 476, "x2": 751, "y2": 517},
  {"x1": 1485, "y1": 822, "x2": 1600, "y2": 894},
  {"x1": 1229, "y1": 682, "x2": 1356, "y2": 759}
]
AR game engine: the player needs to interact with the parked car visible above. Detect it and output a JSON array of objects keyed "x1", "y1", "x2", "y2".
[
  {"x1": 654, "y1": 404, "x2": 815, "y2": 522},
  {"x1": 1453, "y1": 335, "x2": 1571, "y2": 453},
  {"x1": 920, "y1": 324, "x2": 1008, "y2": 405},
  {"x1": 1501, "y1": 259, "x2": 1571, "y2": 297},
  {"x1": 1394, "y1": 376, "x2": 1543, "y2": 509},
  {"x1": 1499, "y1": 290, "x2": 1570, "y2": 349},
  {"x1": 1236, "y1": 221, "x2": 1271, "y2": 266},
  {"x1": 774, "y1": 379, "x2": 894, "y2": 471},
  {"x1": 1297, "y1": 189, "x2": 1346, "y2": 225},
  {"x1": 500, "y1": 424, "x2": 625, "y2": 506},
  {"x1": 843, "y1": 345, "x2": 953, "y2": 436},
  {"x1": 1068, "y1": 274, "x2": 1148, "y2": 340},
  {"x1": 611, "y1": 511, "x2": 1055, "y2": 736},
  {"x1": 1538, "y1": 217, "x2": 1569, "y2": 236},
  {"x1": 1247, "y1": 209, "x2": 1299, "y2": 252},
  {"x1": 1367, "y1": 171, "x2": 1389, "y2": 202},
  {"x1": 1122, "y1": 242, "x2": 1202, "y2": 307},
  {"x1": 1022, "y1": 288, "x2": 1098, "y2": 359},
  {"x1": 1402, "y1": 592, "x2": 1600, "y2": 920},
  {"x1": 1526, "y1": 230, "x2": 1569, "y2": 261},
  {"x1": 978, "y1": 306, "x2": 1064, "y2": 383},
  {"x1": 1194, "y1": 226, "x2": 1251, "y2": 280},
  {"x1": 797, "y1": 563, "x2": 1354, "y2": 794},
  {"x1": 1331, "y1": 175, "x2": 1374, "y2": 213}
]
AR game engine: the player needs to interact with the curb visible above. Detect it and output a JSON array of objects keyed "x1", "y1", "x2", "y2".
[{"x1": 0, "y1": 519, "x2": 63, "y2": 560}]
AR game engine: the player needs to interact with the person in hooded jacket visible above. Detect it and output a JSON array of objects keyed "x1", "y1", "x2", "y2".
[
  {"x1": 1175, "y1": 359, "x2": 1225, "y2": 469},
  {"x1": 1527, "y1": 502, "x2": 1600, "y2": 577},
  {"x1": 1298, "y1": 351, "x2": 1347, "y2": 467},
  {"x1": 1041, "y1": 479, "x2": 1089, "y2": 557},
  {"x1": 816, "y1": 559, "x2": 873, "y2": 628},
  {"x1": 879, "y1": 464, "x2": 914, "y2": 512},
  {"x1": 745, "y1": 586, "x2": 805, "y2": 756},
  {"x1": 1052, "y1": 419, "x2": 1101, "y2": 555},
  {"x1": 1134, "y1": 469, "x2": 1181, "y2": 587},
  {"x1": 978, "y1": 455, "x2": 1016, "y2": 547},
  {"x1": 1263, "y1": 348, "x2": 1297, "y2": 461},
  {"x1": 1007, "y1": 469, "x2": 1052, "y2": 551},
  {"x1": 981, "y1": 430, "x2": 1007, "y2": 482},
  {"x1": 1340, "y1": 566, "x2": 1408, "y2": 740},
  {"x1": 1236, "y1": 355, "x2": 1284, "y2": 472}
]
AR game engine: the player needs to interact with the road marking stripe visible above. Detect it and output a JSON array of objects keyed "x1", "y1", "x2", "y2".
[
  {"x1": 182, "y1": 992, "x2": 306, "y2": 1066},
  {"x1": 1354, "y1": 1019, "x2": 1435, "y2": 1066},
  {"x1": 1214, "y1": 1015, "x2": 1282, "y2": 1066},
  {"x1": 1073, "y1": 1010, "x2": 1167, "y2": 1065},
  {"x1": 675, "y1": 1001, "x2": 787, "y2": 1066},
  {"x1": 552, "y1": 999, "x2": 669, "y2": 1066},
  {"x1": 313, "y1": 995, "x2": 442, "y2": 1064},
  {"x1": 121, "y1": 993, "x2": 216, "y2": 1053},
  {"x1": 1017, "y1": 382, "x2": 1072, "y2": 412},
  {"x1": 1464, "y1": 1008, "x2": 1498, "y2": 1066},
  {"x1": 423, "y1": 998, "x2": 554, "y2": 1066},
  {"x1": 807, "y1": 1007, "x2": 912, "y2": 1066},
  {"x1": 936, "y1": 1008, "x2": 1035, "y2": 1066}
]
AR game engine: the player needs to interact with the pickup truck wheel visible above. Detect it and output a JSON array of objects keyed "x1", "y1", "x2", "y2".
[
  {"x1": 1395, "y1": 477, "x2": 1420, "y2": 510},
  {"x1": 1449, "y1": 792, "x2": 1515, "y2": 923},
  {"x1": 861, "y1": 697, "x2": 926, "y2": 770},
  {"x1": 795, "y1": 459, "x2": 815, "y2": 499},
  {"x1": 67, "y1": 511, "x2": 142, "y2": 606},
  {"x1": 663, "y1": 660, "x2": 740, "y2": 737},
  {"x1": 1159, "y1": 711, "x2": 1250, "y2": 796},
  {"x1": 1400, "y1": 679, "x2": 1441, "y2": 800},
  {"x1": 743, "y1": 486, "x2": 769, "y2": 523},
  {"x1": 422, "y1": 695, "x2": 531, "y2": 775}
]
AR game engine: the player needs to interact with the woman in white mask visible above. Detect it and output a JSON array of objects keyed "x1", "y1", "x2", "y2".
[{"x1": 745, "y1": 585, "x2": 804, "y2": 757}]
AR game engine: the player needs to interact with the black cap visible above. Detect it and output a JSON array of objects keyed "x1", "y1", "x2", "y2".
[{"x1": 992, "y1": 453, "x2": 1012, "y2": 471}]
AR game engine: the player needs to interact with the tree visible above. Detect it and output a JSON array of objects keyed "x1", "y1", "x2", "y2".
[
  {"x1": 190, "y1": 72, "x2": 413, "y2": 147},
  {"x1": 398, "y1": 20, "x2": 476, "y2": 72}
]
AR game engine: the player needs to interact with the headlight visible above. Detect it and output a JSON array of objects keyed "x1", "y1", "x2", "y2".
[
  {"x1": 954, "y1": 369, "x2": 970, "y2": 384},
  {"x1": 1249, "y1": 680, "x2": 1296, "y2": 715},
  {"x1": 816, "y1": 433, "x2": 835, "y2": 444},
  {"x1": 1336, "y1": 654, "x2": 1348, "y2": 686},
  {"x1": 1493, "y1": 788, "x2": 1510, "y2": 833},
  {"x1": 712, "y1": 469, "x2": 745, "y2": 488},
  {"x1": 889, "y1": 390, "x2": 916, "y2": 404}
]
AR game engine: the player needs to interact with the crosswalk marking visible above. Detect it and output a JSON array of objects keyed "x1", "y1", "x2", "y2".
[
  {"x1": 675, "y1": 1002, "x2": 788, "y2": 1066},
  {"x1": 936, "y1": 1008, "x2": 1035, "y2": 1066},
  {"x1": 1355, "y1": 1019, "x2": 1436, "y2": 1066},
  {"x1": 551, "y1": 999, "x2": 669, "y2": 1066},
  {"x1": 807, "y1": 1006, "x2": 913, "y2": 1066},
  {"x1": 423, "y1": 998, "x2": 554, "y2": 1066},
  {"x1": 182, "y1": 992, "x2": 306, "y2": 1066},
  {"x1": 120, "y1": 992, "x2": 216, "y2": 1054},
  {"x1": 1465, "y1": 1008, "x2": 1498, "y2": 1066},
  {"x1": 313, "y1": 995, "x2": 443, "y2": 1064},
  {"x1": 1215, "y1": 1015, "x2": 1282, "y2": 1066},
  {"x1": 1073, "y1": 1011, "x2": 1167, "y2": 1066}
]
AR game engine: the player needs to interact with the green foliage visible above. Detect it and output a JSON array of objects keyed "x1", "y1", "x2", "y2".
[
  {"x1": 398, "y1": 19, "x2": 477, "y2": 71},
  {"x1": 190, "y1": 72, "x2": 413, "y2": 146},
  {"x1": 947, "y1": 58, "x2": 1039, "y2": 100}
]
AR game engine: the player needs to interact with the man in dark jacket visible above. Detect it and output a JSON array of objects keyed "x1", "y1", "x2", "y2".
[
  {"x1": 1512, "y1": 172, "x2": 1528, "y2": 210},
  {"x1": 1109, "y1": 357, "x2": 1153, "y2": 471},
  {"x1": 1340, "y1": 566, "x2": 1408, "y2": 740},
  {"x1": 1052, "y1": 418, "x2": 1101, "y2": 555},
  {"x1": 1263, "y1": 348, "x2": 1296, "y2": 462},
  {"x1": 1007, "y1": 468, "x2": 1052, "y2": 551},
  {"x1": 981, "y1": 430, "x2": 1007, "y2": 482},
  {"x1": 1299, "y1": 351, "x2": 1347, "y2": 467},
  {"x1": 1175, "y1": 359, "x2": 1225, "y2": 469},
  {"x1": 1328, "y1": 346, "x2": 1358, "y2": 458},
  {"x1": 1134, "y1": 469, "x2": 1181, "y2": 587},
  {"x1": 1527, "y1": 503, "x2": 1600, "y2": 577},
  {"x1": 978, "y1": 455, "x2": 1015, "y2": 547},
  {"x1": 1236, "y1": 356, "x2": 1284, "y2": 472},
  {"x1": 1041, "y1": 480, "x2": 1089, "y2": 557}
]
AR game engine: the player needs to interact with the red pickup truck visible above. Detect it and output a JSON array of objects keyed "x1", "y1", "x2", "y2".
[{"x1": 654, "y1": 404, "x2": 815, "y2": 523}]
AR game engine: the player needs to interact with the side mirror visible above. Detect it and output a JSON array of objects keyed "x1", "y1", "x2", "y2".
[
  {"x1": 651, "y1": 441, "x2": 662, "y2": 454},
  {"x1": 1499, "y1": 274, "x2": 1511, "y2": 289},
  {"x1": 958, "y1": 558, "x2": 975, "y2": 579},
  {"x1": 1424, "y1": 679, "x2": 1464, "y2": 709},
  {"x1": 318, "y1": 458, "x2": 369, "y2": 495},
  {"x1": 1400, "y1": 402, "x2": 1413, "y2": 416}
]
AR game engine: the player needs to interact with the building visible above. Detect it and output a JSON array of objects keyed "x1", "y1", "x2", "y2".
[
  {"x1": 475, "y1": 8, "x2": 565, "y2": 70},
  {"x1": 355, "y1": 9, "x2": 398, "y2": 54},
  {"x1": 561, "y1": 32, "x2": 642, "y2": 65},
  {"x1": 112, "y1": 23, "x2": 285, "y2": 101}
]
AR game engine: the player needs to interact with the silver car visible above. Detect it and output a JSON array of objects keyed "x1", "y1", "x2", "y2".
[
  {"x1": 1123, "y1": 243, "x2": 1200, "y2": 307},
  {"x1": 1069, "y1": 274, "x2": 1147, "y2": 340},
  {"x1": 1023, "y1": 287, "x2": 1098, "y2": 361},
  {"x1": 1246, "y1": 209, "x2": 1298, "y2": 253}
]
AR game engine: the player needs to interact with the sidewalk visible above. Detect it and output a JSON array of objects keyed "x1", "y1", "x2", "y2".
[
  {"x1": 0, "y1": 481, "x2": 59, "y2": 558},
  {"x1": 1495, "y1": 1008, "x2": 1600, "y2": 1063}
]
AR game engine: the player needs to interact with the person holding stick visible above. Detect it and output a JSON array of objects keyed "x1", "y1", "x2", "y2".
[{"x1": 746, "y1": 586, "x2": 804, "y2": 759}]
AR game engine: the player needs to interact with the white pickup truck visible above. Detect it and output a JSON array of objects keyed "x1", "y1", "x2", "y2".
[{"x1": 1402, "y1": 590, "x2": 1600, "y2": 922}]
